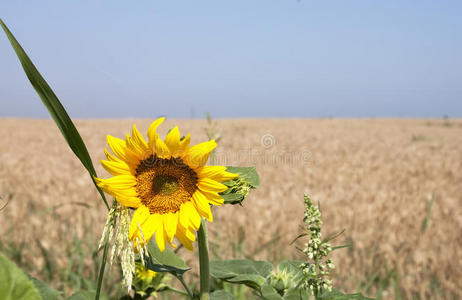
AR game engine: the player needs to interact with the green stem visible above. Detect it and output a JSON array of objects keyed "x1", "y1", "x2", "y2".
[
  {"x1": 314, "y1": 257, "x2": 320, "y2": 299},
  {"x1": 175, "y1": 275, "x2": 194, "y2": 299},
  {"x1": 198, "y1": 218, "x2": 210, "y2": 300},
  {"x1": 95, "y1": 234, "x2": 110, "y2": 300}
]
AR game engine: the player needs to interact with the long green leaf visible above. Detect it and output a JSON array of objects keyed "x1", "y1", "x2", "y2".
[{"x1": 0, "y1": 19, "x2": 108, "y2": 209}]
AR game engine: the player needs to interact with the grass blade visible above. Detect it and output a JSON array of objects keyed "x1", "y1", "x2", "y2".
[
  {"x1": 0, "y1": 19, "x2": 108, "y2": 209},
  {"x1": 322, "y1": 229, "x2": 345, "y2": 243},
  {"x1": 331, "y1": 244, "x2": 352, "y2": 251},
  {"x1": 422, "y1": 192, "x2": 435, "y2": 232},
  {"x1": 290, "y1": 232, "x2": 308, "y2": 245}
]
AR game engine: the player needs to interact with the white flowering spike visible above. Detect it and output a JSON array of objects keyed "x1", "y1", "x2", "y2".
[
  {"x1": 299, "y1": 194, "x2": 335, "y2": 295},
  {"x1": 99, "y1": 200, "x2": 137, "y2": 292}
]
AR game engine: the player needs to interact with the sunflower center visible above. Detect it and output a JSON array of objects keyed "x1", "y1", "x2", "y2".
[
  {"x1": 152, "y1": 175, "x2": 178, "y2": 196},
  {"x1": 135, "y1": 155, "x2": 198, "y2": 214}
]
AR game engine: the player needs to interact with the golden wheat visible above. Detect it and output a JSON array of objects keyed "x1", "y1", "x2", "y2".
[{"x1": 0, "y1": 118, "x2": 461, "y2": 298}]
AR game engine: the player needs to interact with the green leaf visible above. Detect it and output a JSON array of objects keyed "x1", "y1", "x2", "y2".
[
  {"x1": 282, "y1": 288, "x2": 310, "y2": 300},
  {"x1": 66, "y1": 290, "x2": 109, "y2": 300},
  {"x1": 146, "y1": 241, "x2": 190, "y2": 275},
  {"x1": 225, "y1": 166, "x2": 260, "y2": 187},
  {"x1": 318, "y1": 288, "x2": 373, "y2": 300},
  {"x1": 210, "y1": 259, "x2": 273, "y2": 290},
  {"x1": 29, "y1": 277, "x2": 62, "y2": 300},
  {"x1": 0, "y1": 253, "x2": 41, "y2": 300},
  {"x1": 261, "y1": 282, "x2": 311, "y2": 300},
  {"x1": 0, "y1": 19, "x2": 109, "y2": 209},
  {"x1": 210, "y1": 289, "x2": 236, "y2": 300},
  {"x1": 261, "y1": 284, "x2": 284, "y2": 300},
  {"x1": 220, "y1": 167, "x2": 259, "y2": 205},
  {"x1": 68, "y1": 291, "x2": 111, "y2": 300},
  {"x1": 220, "y1": 192, "x2": 244, "y2": 204},
  {"x1": 66, "y1": 291, "x2": 96, "y2": 300}
]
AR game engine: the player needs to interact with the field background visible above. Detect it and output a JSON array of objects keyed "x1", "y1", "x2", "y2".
[{"x1": 0, "y1": 118, "x2": 461, "y2": 299}]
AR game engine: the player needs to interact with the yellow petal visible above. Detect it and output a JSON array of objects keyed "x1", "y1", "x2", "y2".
[
  {"x1": 185, "y1": 140, "x2": 217, "y2": 168},
  {"x1": 111, "y1": 192, "x2": 141, "y2": 208},
  {"x1": 147, "y1": 117, "x2": 165, "y2": 148},
  {"x1": 179, "y1": 201, "x2": 201, "y2": 231},
  {"x1": 94, "y1": 176, "x2": 141, "y2": 207},
  {"x1": 192, "y1": 191, "x2": 213, "y2": 222},
  {"x1": 104, "y1": 148, "x2": 119, "y2": 162},
  {"x1": 202, "y1": 191, "x2": 224, "y2": 206},
  {"x1": 114, "y1": 194, "x2": 141, "y2": 208},
  {"x1": 183, "y1": 227, "x2": 196, "y2": 241},
  {"x1": 107, "y1": 135, "x2": 139, "y2": 167},
  {"x1": 107, "y1": 135, "x2": 128, "y2": 160},
  {"x1": 95, "y1": 175, "x2": 136, "y2": 189},
  {"x1": 94, "y1": 176, "x2": 135, "y2": 194},
  {"x1": 129, "y1": 205, "x2": 151, "y2": 240},
  {"x1": 209, "y1": 198, "x2": 224, "y2": 205},
  {"x1": 196, "y1": 166, "x2": 238, "y2": 182},
  {"x1": 178, "y1": 134, "x2": 191, "y2": 157},
  {"x1": 164, "y1": 212, "x2": 179, "y2": 243},
  {"x1": 135, "y1": 214, "x2": 162, "y2": 246},
  {"x1": 105, "y1": 187, "x2": 138, "y2": 198},
  {"x1": 132, "y1": 124, "x2": 149, "y2": 151},
  {"x1": 198, "y1": 178, "x2": 228, "y2": 193},
  {"x1": 155, "y1": 138, "x2": 170, "y2": 159},
  {"x1": 175, "y1": 224, "x2": 194, "y2": 251},
  {"x1": 101, "y1": 160, "x2": 131, "y2": 176},
  {"x1": 155, "y1": 218, "x2": 167, "y2": 252},
  {"x1": 165, "y1": 126, "x2": 181, "y2": 157},
  {"x1": 185, "y1": 201, "x2": 202, "y2": 230},
  {"x1": 195, "y1": 166, "x2": 225, "y2": 177},
  {"x1": 125, "y1": 134, "x2": 144, "y2": 159}
]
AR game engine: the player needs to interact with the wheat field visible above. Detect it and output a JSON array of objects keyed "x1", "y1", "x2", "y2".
[{"x1": 0, "y1": 118, "x2": 461, "y2": 299}]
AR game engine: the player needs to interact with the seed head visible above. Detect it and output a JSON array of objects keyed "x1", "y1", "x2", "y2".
[{"x1": 298, "y1": 194, "x2": 335, "y2": 295}]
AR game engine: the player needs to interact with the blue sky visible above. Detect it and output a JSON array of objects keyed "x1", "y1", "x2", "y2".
[{"x1": 0, "y1": 1, "x2": 461, "y2": 118}]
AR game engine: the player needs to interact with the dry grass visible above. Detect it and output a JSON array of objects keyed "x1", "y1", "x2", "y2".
[{"x1": 0, "y1": 118, "x2": 461, "y2": 299}]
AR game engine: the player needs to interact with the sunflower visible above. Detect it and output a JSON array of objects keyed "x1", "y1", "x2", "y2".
[{"x1": 95, "y1": 118, "x2": 237, "y2": 251}]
